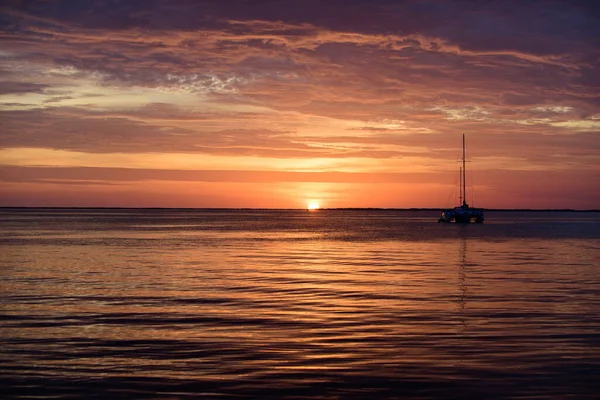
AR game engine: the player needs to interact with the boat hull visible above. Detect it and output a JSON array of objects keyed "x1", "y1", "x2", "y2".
[{"x1": 438, "y1": 207, "x2": 484, "y2": 223}]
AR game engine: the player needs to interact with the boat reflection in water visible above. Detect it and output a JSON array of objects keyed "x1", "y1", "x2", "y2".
[
  {"x1": 457, "y1": 231, "x2": 468, "y2": 334},
  {"x1": 439, "y1": 134, "x2": 484, "y2": 223}
]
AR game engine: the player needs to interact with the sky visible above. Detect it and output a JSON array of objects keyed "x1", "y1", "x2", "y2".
[{"x1": 1, "y1": 0, "x2": 599, "y2": 209}]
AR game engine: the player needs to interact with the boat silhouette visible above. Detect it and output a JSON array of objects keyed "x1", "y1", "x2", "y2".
[{"x1": 438, "y1": 134, "x2": 484, "y2": 223}]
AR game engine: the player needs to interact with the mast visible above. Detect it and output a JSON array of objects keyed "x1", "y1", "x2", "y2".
[
  {"x1": 459, "y1": 166, "x2": 463, "y2": 206},
  {"x1": 462, "y1": 133, "x2": 467, "y2": 207}
]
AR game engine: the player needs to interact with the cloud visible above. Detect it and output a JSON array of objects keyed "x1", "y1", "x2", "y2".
[
  {"x1": 0, "y1": 0, "x2": 599, "y2": 207},
  {"x1": 0, "y1": 165, "x2": 445, "y2": 185},
  {"x1": 0, "y1": 81, "x2": 50, "y2": 94}
]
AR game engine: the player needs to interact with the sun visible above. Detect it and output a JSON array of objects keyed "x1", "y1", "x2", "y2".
[{"x1": 307, "y1": 201, "x2": 320, "y2": 211}]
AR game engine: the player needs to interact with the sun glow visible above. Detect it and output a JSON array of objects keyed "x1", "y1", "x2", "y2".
[{"x1": 307, "y1": 201, "x2": 320, "y2": 210}]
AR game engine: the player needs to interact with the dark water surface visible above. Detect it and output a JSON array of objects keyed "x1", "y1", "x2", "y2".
[{"x1": 1, "y1": 209, "x2": 599, "y2": 399}]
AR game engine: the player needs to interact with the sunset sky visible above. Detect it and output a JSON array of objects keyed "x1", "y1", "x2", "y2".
[{"x1": 1, "y1": 0, "x2": 599, "y2": 209}]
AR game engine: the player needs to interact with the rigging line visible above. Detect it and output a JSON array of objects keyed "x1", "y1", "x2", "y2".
[
  {"x1": 443, "y1": 136, "x2": 464, "y2": 207},
  {"x1": 450, "y1": 149, "x2": 461, "y2": 206},
  {"x1": 469, "y1": 167, "x2": 476, "y2": 206},
  {"x1": 447, "y1": 170, "x2": 458, "y2": 206}
]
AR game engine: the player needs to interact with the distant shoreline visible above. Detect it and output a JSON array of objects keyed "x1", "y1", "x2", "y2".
[{"x1": 1, "y1": 207, "x2": 598, "y2": 212}]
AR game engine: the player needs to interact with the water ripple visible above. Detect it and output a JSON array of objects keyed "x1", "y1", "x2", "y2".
[{"x1": 1, "y1": 209, "x2": 599, "y2": 399}]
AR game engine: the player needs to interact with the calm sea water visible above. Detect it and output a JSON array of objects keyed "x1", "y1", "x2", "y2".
[{"x1": 1, "y1": 208, "x2": 599, "y2": 399}]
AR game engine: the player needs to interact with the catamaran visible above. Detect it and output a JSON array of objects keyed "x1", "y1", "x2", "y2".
[{"x1": 438, "y1": 134, "x2": 484, "y2": 223}]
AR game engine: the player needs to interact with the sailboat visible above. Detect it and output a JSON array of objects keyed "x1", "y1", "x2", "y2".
[{"x1": 438, "y1": 134, "x2": 484, "y2": 223}]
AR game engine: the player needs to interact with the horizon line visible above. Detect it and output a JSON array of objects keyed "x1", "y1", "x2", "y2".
[{"x1": 1, "y1": 207, "x2": 598, "y2": 212}]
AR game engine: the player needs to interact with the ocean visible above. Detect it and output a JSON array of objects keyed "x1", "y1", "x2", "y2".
[{"x1": 1, "y1": 208, "x2": 599, "y2": 399}]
